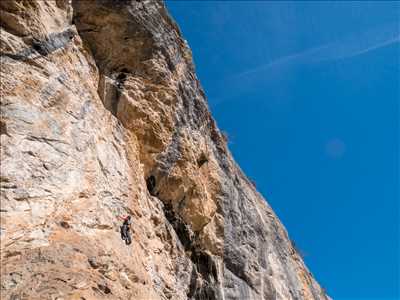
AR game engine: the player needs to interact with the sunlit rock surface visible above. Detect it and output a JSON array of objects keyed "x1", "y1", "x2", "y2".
[{"x1": 0, "y1": 1, "x2": 327, "y2": 299}]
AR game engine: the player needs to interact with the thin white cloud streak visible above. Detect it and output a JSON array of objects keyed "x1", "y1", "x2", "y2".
[
  {"x1": 236, "y1": 44, "x2": 326, "y2": 78},
  {"x1": 328, "y1": 35, "x2": 400, "y2": 61},
  {"x1": 209, "y1": 22, "x2": 399, "y2": 107},
  {"x1": 231, "y1": 22, "x2": 400, "y2": 81}
]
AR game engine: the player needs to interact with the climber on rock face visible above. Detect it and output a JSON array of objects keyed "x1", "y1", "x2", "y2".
[{"x1": 119, "y1": 215, "x2": 132, "y2": 245}]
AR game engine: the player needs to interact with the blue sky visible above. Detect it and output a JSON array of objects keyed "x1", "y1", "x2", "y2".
[{"x1": 166, "y1": 1, "x2": 399, "y2": 299}]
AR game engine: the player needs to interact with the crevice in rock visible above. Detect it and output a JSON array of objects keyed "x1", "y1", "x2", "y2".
[
  {"x1": 163, "y1": 202, "x2": 194, "y2": 251},
  {"x1": 96, "y1": 70, "x2": 128, "y2": 117},
  {"x1": 146, "y1": 175, "x2": 157, "y2": 196},
  {"x1": 0, "y1": 28, "x2": 75, "y2": 60},
  {"x1": 187, "y1": 266, "x2": 218, "y2": 300},
  {"x1": 161, "y1": 202, "x2": 220, "y2": 300},
  {"x1": 187, "y1": 256, "x2": 220, "y2": 300},
  {"x1": 197, "y1": 152, "x2": 208, "y2": 168},
  {"x1": 0, "y1": 119, "x2": 9, "y2": 136},
  {"x1": 191, "y1": 251, "x2": 218, "y2": 283},
  {"x1": 112, "y1": 71, "x2": 127, "y2": 116},
  {"x1": 59, "y1": 221, "x2": 70, "y2": 229},
  {"x1": 146, "y1": 168, "x2": 221, "y2": 299},
  {"x1": 97, "y1": 283, "x2": 111, "y2": 294}
]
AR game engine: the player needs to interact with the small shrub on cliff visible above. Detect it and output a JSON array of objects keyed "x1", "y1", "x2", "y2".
[
  {"x1": 221, "y1": 131, "x2": 229, "y2": 143},
  {"x1": 197, "y1": 152, "x2": 208, "y2": 167},
  {"x1": 290, "y1": 239, "x2": 306, "y2": 259}
]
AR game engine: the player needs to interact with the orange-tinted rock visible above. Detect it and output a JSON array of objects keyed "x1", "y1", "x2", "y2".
[{"x1": 0, "y1": 1, "x2": 327, "y2": 299}]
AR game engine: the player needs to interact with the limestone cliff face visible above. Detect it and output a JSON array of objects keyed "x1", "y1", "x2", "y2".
[{"x1": 0, "y1": 1, "x2": 327, "y2": 299}]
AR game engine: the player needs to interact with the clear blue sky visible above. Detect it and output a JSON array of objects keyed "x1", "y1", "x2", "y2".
[{"x1": 166, "y1": 1, "x2": 399, "y2": 299}]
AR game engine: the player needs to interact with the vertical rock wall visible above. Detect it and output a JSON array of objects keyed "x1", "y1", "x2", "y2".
[{"x1": 0, "y1": 1, "x2": 327, "y2": 299}]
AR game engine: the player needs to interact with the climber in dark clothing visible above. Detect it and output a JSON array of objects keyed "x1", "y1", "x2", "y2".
[{"x1": 118, "y1": 215, "x2": 132, "y2": 245}]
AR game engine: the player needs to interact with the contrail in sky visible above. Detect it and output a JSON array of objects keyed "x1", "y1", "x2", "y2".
[{"x1": 231, "y1": 21, "x2": 400, "y2": 81}]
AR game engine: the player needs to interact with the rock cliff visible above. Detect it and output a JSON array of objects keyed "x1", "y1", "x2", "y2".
[{"x1": 0, "y1": 1, "x2": 327, "y2": 299}]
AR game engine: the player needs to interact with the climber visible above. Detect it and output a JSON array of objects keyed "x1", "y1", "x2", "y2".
[{"x1": 118, "y1": 215, "x2": 132, "y2": 245}]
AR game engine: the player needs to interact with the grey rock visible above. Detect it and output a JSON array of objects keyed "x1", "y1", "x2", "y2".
[{"x1": 0, "y1": 1, "x2": 328, "y2": 299}]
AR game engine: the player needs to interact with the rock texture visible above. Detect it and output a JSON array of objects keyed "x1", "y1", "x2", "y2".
[{"x1": 0, "y1": 1, "x2": 327, "y2": 299}]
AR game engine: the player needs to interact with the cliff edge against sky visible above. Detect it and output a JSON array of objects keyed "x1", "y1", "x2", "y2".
[{"x1": 0, "y1": 1, "x2": 327, "y2": 299}]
